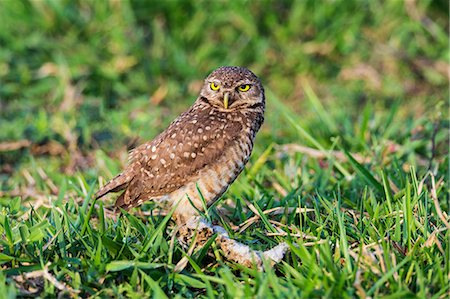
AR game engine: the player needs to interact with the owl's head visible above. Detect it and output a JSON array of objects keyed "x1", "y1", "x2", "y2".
[{"x1": 199, "y1": 66, "x2": 265, "y2": 111}]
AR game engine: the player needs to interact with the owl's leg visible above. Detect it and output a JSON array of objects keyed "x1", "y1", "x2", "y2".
[
  {"x1": 212, "y1": 225, "x2": 288, "y2": 268},
  {"x1": 176, "y1": 216, "x2": 215, "y2": 250},
  {"x1": 174, "y1": 216, "x2": 216, "y2": 272},
  {"x1": 175, "y1": 216, "x2": 288, "y2": 270}
]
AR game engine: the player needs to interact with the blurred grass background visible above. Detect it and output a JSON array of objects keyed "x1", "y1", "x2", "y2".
[
  {"x1": 1, "y1": 0, "x2": 447, "y2": 182},
  {"x1": 0, "y1": 0, "x2": 449, "y2": 297}
]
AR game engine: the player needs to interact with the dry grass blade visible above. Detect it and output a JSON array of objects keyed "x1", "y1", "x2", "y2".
[
  {"x1": 348, "y1": 247, "x2": 381, "y2": 275},
  {"x1": 0, "y1": 140, "x2": 31, "y2": 151},
  {"x1": 276, "y1": 144, "x2": 370, "y2": 163},
  {"x1": 430, "y1": 174, "x2": 450, "y2": 230},
  {"x1": 19, "y1": 263, "x2": 80, "y2": 294},
  {"x1": 37, "y1": 167, "x2": 59, "y2": 195},
  {"x1": 423, "y1": 230, "x2": 445, "y2": 255}
]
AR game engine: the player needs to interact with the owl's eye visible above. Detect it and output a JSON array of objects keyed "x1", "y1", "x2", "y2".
[
  {"x1": 238, "y1": 84, "x2": 251, "y2": 92},
  {"x1": 210, "y1": 82, "x2": 220, "y2": 91}
]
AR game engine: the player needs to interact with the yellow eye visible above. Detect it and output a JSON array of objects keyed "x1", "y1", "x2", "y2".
[
  {"x1": 238, "y1": 84, "x2": 251, "y2": 92},
  {"x1": 210, "y1": 82, "x2": 220, "y2": 91}
]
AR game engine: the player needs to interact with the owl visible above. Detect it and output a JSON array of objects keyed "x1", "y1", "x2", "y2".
[{"x1": 95, "y1": 66, "x2": 265, "y2": 225}]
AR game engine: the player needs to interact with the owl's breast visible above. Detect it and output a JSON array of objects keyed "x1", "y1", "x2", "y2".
[
  {"x1": 159, "y1": 108, "x2": 263, "y2": 221},
  {"x1": 198, "y1": 129, "x2": 253, "y2": 195},
  {"x1": 168, "y1": 127, "x2": 255, "y2": 221}
]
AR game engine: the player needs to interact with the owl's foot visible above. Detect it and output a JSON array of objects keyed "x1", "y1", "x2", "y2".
[
  {"x1": 176, "y1": 216, "x2": 215, "y2": 250},
  {"x1": 213, "y1": 225, "x2": 288, "y2": 269},
  {"x1": 175, "y1": 216, "x2": 288, "y2": 271}
]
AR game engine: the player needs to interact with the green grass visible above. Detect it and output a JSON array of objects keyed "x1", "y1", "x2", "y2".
[{"x1": 0, "y1": 0, "x2": 449, "y2": 298}]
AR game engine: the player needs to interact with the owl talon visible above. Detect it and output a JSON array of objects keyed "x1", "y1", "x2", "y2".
[
  {"x1": 213, "y1": 225, "x2": 288, "y2": 269},
  {"x1": 176, "y1": 216, "x2": 214, "y2": 250},
  {"x1": 176, "y1": 216, "x2": 288, "y2": 270}
]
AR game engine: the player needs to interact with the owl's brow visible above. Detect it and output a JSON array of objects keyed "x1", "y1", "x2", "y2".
[{"x1": 235, "y1": 80, "x2": 253, "y2": 85}]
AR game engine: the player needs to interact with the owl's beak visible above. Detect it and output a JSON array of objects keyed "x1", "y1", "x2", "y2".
[{"x1": 223, "y1": 92, "x2": 229, "y2": 109}]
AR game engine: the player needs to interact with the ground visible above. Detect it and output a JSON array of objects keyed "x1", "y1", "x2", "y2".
[{"x1": 0, "y1": 0, "x2": 449, "y2": 298}]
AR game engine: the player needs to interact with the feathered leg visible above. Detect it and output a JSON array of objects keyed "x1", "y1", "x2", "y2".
[{"x1": 175, "y1": 216, "x2": 288, "y2": 271}]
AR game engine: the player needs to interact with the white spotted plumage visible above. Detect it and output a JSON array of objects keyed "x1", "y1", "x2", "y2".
[{"x1": 95, "y1": 66, "x2": 265, "y2": 223}]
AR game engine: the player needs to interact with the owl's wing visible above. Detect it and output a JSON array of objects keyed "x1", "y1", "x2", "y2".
[{"x1": 114, "y1": 108, "x2": 243, "y2": 209}]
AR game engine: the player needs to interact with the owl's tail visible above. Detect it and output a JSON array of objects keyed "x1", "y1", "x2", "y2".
[{"x1": 95, "y1": 172, "x2": 130, "y2": 200}]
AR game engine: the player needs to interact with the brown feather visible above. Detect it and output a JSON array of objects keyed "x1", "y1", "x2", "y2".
[
  {"x1": 112, "y1": 105, "x2": 245, "y2": 208},
  {"x1": 96, "y1": 66, "x2": 265, "y2": 216},
  {"x1": 95, "y1": 172, "x2": 130, "y2": 199}
]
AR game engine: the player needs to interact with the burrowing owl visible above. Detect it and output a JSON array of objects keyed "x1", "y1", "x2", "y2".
[{"x1": 96, "y1": 66, "x2": 265, "y2": 224}]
